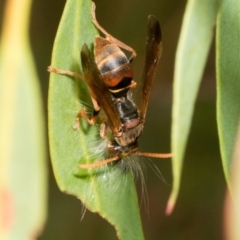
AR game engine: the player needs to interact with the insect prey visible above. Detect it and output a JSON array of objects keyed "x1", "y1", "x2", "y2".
[{"x1": 48, "y1": 2, "x2": 172, "y2": 168}]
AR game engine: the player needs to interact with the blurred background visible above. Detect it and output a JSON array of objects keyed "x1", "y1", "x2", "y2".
[{"x1": 0, "y1": 0, "x2": 226, "y2": 239}]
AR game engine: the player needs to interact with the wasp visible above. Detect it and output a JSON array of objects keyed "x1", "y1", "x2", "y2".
[{"x1": 48, "y1": 2, "x2": 172, "y2": 168}]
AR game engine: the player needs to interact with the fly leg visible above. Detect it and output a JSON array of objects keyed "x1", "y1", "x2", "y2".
[{"x1": 91, "y1": 2, "x2": 136, "y2": 62}]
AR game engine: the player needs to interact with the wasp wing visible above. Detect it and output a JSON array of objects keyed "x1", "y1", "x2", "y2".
[
  {"x1": 139, "y1": 15, "x2": 162, "y2": 122},
  {"x1": 81, "y1": 44, "x2": 122, "y2": 134}
]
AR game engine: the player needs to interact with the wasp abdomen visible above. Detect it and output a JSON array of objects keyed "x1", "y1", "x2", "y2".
[{"x1": 94, "y1": 37, "x2": 133, "y2": 88}]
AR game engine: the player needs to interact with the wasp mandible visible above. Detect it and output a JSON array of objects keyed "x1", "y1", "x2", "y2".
[{"x1": 48, "y1": 2, "x2": 172, "y2": 168}]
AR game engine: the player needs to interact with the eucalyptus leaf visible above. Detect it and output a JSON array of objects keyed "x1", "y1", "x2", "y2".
[
  {"x1": 167, "y1": 0, "x2": 221, "y2": 214},
  {"x1": 0, "y1": 0, "x2": 47, "y2": 239},
  {"x1": 216, "y1": 0, "x2": 240, "y2": 195},
  {"x1": 224, "y1": 122, "x2": 240, "y2": 240},
  {"x1": 48, "y1": 1, "x2": 144, "y2": 239}
]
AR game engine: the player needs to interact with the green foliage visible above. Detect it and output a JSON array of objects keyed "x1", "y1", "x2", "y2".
[
  {"x1": 216, "y1": 0, "x2": 240, "y2": 195},
  {"x1": 216, "y1": 2, "x2": 240, "y2": 237},
  {"x1": 48, "y1": 0, "x2": 240, "y2": 238},
  {"x1": 169, "y1": 0, "x2": 240, "y2": 215},
  {"x1": 168, "y1": 0, "x2": 222, "y2": 213},
  {"x1": 48, "y1": 1, "x2": 144, "y2": 239},
  {"x1": 0, "y1": 0, "x2": 47, "y2": 239}
]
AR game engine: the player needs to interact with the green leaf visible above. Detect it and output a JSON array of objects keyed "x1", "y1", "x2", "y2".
[
  {"x1": 48, "y1": 1, "x2": 144, "y2": 239},
  {"x1": 0, "y1": 0, "x2": 47, "y2": 239},
  {"x1": 167, "y1": 0, "x2": 222, "y2": 214},
  {"x1": 224, "y1": 123, "x2": 240, "y2": 239},
  {"x1": 216, "y1": 0, "x2": 240, "y2": 195}
]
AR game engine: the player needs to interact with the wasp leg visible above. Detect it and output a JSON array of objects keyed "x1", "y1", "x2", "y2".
[
  {"x1": 48, "y1": 67, "x2": 101, "y2": 112},
  {"x1": 48, "y1": 66, "x2": 84, "y2": 80},
  {"x1": 73, "y1": 109, "x2": 100, "y2": 130},
  {"x1": 72, "y1": 89, "x2": 101, "y2": 129},
  {"x1": 91, "y1": 2, "x2": 136, "y2": 61},
  {"x1": 48, "y1": 66, "x2": 102, "y2": 128},
  {"x1": 129, "y1": 81, "x2": 137, "y2": 89},
  {"x1": 99, "y1": 121, "x2": 108, "y2": 138}
]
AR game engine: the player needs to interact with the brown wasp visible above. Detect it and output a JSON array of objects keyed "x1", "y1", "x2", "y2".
[{"x1": 48, "y1": 2, "x2": 172, "y2": 168}]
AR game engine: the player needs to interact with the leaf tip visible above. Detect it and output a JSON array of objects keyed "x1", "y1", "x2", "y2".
[{"x1": 165, "y1": 197, "x2": 176, "y2": 215}]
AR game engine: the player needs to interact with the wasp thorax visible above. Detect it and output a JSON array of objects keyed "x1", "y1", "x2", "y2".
[{"x1": 94, "y1": 36, "x2": 133, "y2": 89}]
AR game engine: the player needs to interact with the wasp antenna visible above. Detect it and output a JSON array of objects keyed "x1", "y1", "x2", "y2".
[
  {"x1": 132, "y1": 152, "x2": 173, "y2": 159},
  {"x1": 78, "y1": 155, "x2": 121, "y2": 169}
]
